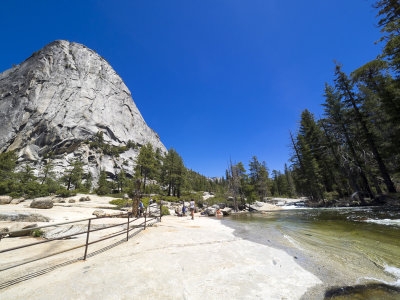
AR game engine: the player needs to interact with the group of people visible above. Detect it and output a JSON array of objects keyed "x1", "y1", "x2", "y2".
[
  {"x1": 137, "y1": 198, "x2": 196, "y2": 220},
  {"x1": 175, "y1": 199, "x2": 195, "y2": 220}
]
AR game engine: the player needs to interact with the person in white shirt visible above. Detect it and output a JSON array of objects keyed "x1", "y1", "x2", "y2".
[{"x1": 190, "y1": 199, "x2": 195, "y2": 220}]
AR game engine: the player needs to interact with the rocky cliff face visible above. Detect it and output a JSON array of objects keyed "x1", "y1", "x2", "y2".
[{"x1": 0, "y1": 40, "x2": 166, "y2": 183}]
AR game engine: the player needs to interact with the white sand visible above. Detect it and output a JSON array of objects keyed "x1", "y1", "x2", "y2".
[{"x1": 1, "y1": 215, "x2": 321, "y2": 300}]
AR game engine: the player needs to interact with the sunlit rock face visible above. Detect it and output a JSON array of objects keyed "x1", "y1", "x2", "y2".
[{"x1": 0, "y1": 40, "x2": 166, "y2": 182}]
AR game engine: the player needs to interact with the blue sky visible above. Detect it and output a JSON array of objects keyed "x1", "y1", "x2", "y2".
[{"x1": 0, "y1": 0, "x2": 382, "y2": 177}]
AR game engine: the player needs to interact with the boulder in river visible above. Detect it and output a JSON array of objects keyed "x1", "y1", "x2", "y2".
[
  {"x1": 206, "y1": 207, "x2": 217, "y2": 216},
  {"x1": 255, "y1": 201, "x2": 264, "y2": 207},
  {"x1": 0, "y1": 196, "x2": 12, "y2": 205},
  {"x1": 30, "y1": 199, "x2": 54, "y2": 209},
  {"x1": 222, "y1": 207, "x2": 232, "y2": 216}
]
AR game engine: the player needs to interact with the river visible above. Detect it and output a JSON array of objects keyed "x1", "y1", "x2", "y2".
[{"x1": 222, "y1": 207, "x2": 400, "y2": 299}]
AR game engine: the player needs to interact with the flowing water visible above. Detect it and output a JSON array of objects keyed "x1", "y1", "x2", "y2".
[{"x1": 222, "y1": 207, "x2": 400, "y2": 299}]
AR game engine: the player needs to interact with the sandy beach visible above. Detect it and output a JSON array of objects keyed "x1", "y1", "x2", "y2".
[{"x1": 1, "y1": 214, "x2": 321, "y2": 300}]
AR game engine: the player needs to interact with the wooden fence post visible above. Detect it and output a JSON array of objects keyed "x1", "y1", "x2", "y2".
[
  {"x1": 144, "y1": 205, "x2": 147, "y2": 230},
  {"x1": 83, "y1": 219, "x2": 91, "y2": 260},
  {"x1": 126, "y1": 214, "x2": 130, "y2": 241},
  {"x1": 160, "y1": 202, "x2": 162, "y2": 222}
]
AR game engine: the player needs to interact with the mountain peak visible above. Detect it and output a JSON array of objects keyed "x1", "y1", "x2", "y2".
[{"x1": 0, "y1": 40, "x2": 165, "y2": 181}]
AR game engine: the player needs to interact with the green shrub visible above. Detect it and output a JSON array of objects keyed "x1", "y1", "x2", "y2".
[
  {"x1": 161, "y1": 205, "x2": 170, "y2": 216},
  {"x1": 323, "y1": 191, "x2": 339, "y2": 202},
  {"x1": 0, "y1": 179, "x2": 19, "y2": 195},
  {"x1": 109, "y1": 198, "x2": 132, "y2": 209},
  {"x1": 8, "y1": 191, "x2": 23, "y2": 198},
  {"x1": 56, "y1": 188, "x2": 77, "y2": 198},
  {"x1": 31, "y1": 229, "x2": 43, "y2": 237},
  {"x1": 24, "y1": 181, "x2": 50, "y2": 198},
  {"x1": 96, "y1": 186, "x2": 111, "y2": 195}
]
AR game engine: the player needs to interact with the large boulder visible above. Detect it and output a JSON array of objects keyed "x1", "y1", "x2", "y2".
[
  {"x1": 255, "y1": 201, "x2": 264, "y2": 207},
  {"x1": 206, "y1": 207, "x2": 217, "y2": 216},
  {"x1": 10, "y1": 198, "x2": 25, "y2": 204},
  {"x1": 148, "y1": 205, "x2": 160, "y2": 216},
  {"x1": 0, "y1": 227, "x2": 9, "y2": 236},
  {"x1": 0, "y1": 196, "x2": 12, "y2": 205},
  {"x1": 222, "y1": 207, "x2": 232, "y2": 216},
  {"x1": 8, "y1": 223, "x2": 38, "y2": 237},
  {"x1": 30, "y1": 199, "x2": 54, "y2": 209}
]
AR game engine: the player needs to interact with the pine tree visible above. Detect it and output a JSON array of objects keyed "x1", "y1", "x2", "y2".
[
  {"x1": 84, "y1": 171, "x2": 93, "y2": 192},
  {"x1": 375, "y1": 0, "x2": 400, "y2": 73},
  {"x1": 161, "y1": 148, "x2": 185, "y2": 197},
  {"x1": 248, "y1": 156, "x2": 270, "y2": 201},
  {"x1": 115, "y1": 169, "x2": 126, "y2": 193},
  {"x1": 134, "y1": 143, "x2": 158, "y2": 192},
  {"x1": 62, "y1": 159, "x2": 84, "y2": 190},
  {"x1": 96, "y1": 170, "x2": 111, "y2": 195},
  {"x1": 335, "y1": 64, "x2": 396, "y2": 193}
]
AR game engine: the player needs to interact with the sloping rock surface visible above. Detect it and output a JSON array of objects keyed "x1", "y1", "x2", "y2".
[
  {"x1": 0, "y1": 40, "x2": 166, "y2": 182},
  {"x1": 0, "y1": 212, "x2": 49, "y2": 222}
]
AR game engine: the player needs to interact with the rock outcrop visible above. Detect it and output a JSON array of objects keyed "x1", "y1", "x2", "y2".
[
  {"x1": 0, "y1": 212, "x2": 49, "y2": 222},
  {"x1": 0, "y1": 196, "x2": 12, "y2": 205},
  {"x1": 0, "y1": 40, "x2": 166, "y2": 183},
  {"x1": 30, "y1": 199, "x2": 54, "y2": 209},
  {"x1": 205, "y1": 207, "x2": 217, "y2": 216},
  {"x1": 221, "y1": 207, "x2": 232, "y2": 216},
  {"x1": 92, "y1": 209, "x2": 106, "y2": 218}
]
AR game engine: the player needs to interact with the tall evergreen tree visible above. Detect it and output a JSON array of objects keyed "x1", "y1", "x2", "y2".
[
  {"x1": 248, "y1": 156, "x2": 270, "y2": 201},
  {"x1": 62, "y1": 159, "x2": 84, "y2": 190},
  {"x1": 335, "y1": 64, "x2": 396, "y2": 193},
  {"x1": 161, "y1": 148, "x2": 185, "y2": 197},
  {"x1": 134, "y1": 143, "x2": 158, "y2": 192}
]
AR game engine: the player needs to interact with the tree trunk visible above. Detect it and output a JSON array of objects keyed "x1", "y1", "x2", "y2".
[
  {"x1": 67, "y1": 176, "x2": 72, "y2": 191},
  {"x1": 168, "y1": 181, "x2": 172, "y2": 196},
  {"x1": 143, "y1": 174, "x2": 147, "y2": 193}
]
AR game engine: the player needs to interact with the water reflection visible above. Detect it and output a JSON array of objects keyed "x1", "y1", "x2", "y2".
[{"x1": 222, "y1": 207, "x2": 400, "y2": 298}]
